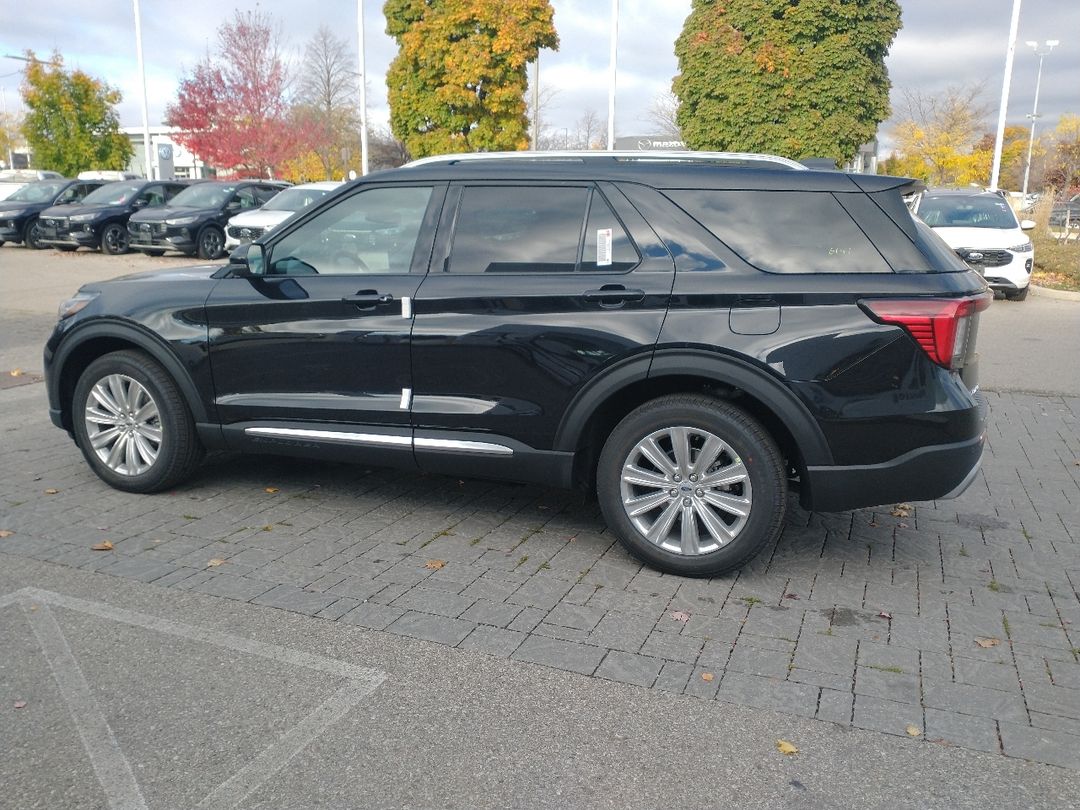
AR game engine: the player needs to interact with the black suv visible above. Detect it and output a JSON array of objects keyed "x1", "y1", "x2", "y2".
[
  {"x1": 38, "y1": 179, "x2": 194, "y2": 255},
  {"x1": 127, "y1": 180, "x2": 286, "y2": 259},
  {"x1": 44, "y1": 153, "x2": 990, "y2": 576},
  {"x1": 0, "y1": 179, "x2": 106, "y2": 249}
]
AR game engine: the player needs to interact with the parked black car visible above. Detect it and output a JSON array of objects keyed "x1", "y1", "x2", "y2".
[
  {"x1": 38, "y1": 180, "x2": 194, "y2": 255},
  {"x1": 127, "y1": 180, "x2": 287, "y2": 259},
  {"x1": 44, "y1": 152, "x2": 990, "y2": 576},
  {"x1": 0, "y1": 179, "x2": 105, "y2": 249},
  {"x1": 1049, "y1": 193, "x2": 1080, "y2": 228}
]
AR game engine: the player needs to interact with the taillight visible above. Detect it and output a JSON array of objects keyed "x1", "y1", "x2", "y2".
[{"x1": 860, "y1": 293, "x2": 992, "y2": 369}]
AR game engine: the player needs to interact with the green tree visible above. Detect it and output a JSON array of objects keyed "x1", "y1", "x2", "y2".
[
  {"x1": 19, "y1": 51, "x2": 132, "y2": 175},
  {"x1": 384, "y1": 0, "x2": 558, "y2": 157},
  {"x1": 673, "y1": 0, "x2": 901, "y2": 160}
]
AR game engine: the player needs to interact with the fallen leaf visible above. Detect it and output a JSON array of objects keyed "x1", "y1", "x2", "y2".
[
  {"x1": 0, "y1": 529, "x2": 14, "y2": 538},
  {"x1": 890, "y1": 503, "x2": 912, "y2": 518},
  {"x1": 783, "y1": 593, "x2": 800, "y2": 600},
  {"x1": 90, "y1": 540, "x2": 114, "y2": 551},
  {"x1": 868, "y1": 520, "x2": 878, "y2": 528},
  {"x1": 897, "y1": 522, "x2": 908, "y2": 529},
  {"x1": 975, "y1": 637, "x2": 1001, "y2": 648},
  {"x1": 44, "y1": 488, "x2": 60, "y2": 495},
  {"x1": 424, "y1": 559, "x2": 447, "y2": 570},
  {"x1": 9, "y1": 368, "x2": 23, "y2": 377},
  {"x1": 261, "y1": 525, "x2": 273, "y2": 532},
  {"x1": 13, "y1": 700, "x2": 27, "y2": 709},
  {"x1": 878, "y1": 611, "x2": 893, "y2": 620},
  {"x1": 264, "y1": 487, "x2": 279, "y2": 493},
  {"x1": 906, "y1": 724, "x2": 922, "y2": 737},
  {"x1": 776, "y1": 739, "x2": 798, "y2": 755},
  {"x1": 701, "y1": 672, "x2": 715, "y2": 682},
  {"x1": 207, "y1": 558, "x2": 226, "y2": 567},
  {"x1": 670, "y1": 610, "x2": 691, "y2": 623}
]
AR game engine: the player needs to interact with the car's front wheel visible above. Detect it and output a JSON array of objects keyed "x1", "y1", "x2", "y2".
[
  {"x1": 72, "y1": 351, "x2": 203, "y2": 493},
  {"x1": 23, "y1": 217, "x2": 45, "y2": 249},
  {"x1": 100, "y1": 223, "x2": 129, "y2": 255},
  {"x1": 597, "y1": 395, "x2": 787, "y2": 577},
  {"x1": 197, "y1": 226, "x2": 225, "y2": 260}
]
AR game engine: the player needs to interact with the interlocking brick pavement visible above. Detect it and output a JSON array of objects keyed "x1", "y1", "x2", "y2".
[{"x1": 2, "y1": 386, "x2": 1079, "y2": 769}]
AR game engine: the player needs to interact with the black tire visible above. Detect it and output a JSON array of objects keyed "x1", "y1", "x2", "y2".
[
  {"x1": 100, "y1": 222, "x2": 129, "y2": 255},
  {"x1": 597, "y1": 394, "x2": 787, "y2": 577},
  {"x1": 71, "y1": 350, "x2": 203, "y2": 493},
  {"x1": 1004, "y1": 285, "x2": 1029, "y2": 301},
  {"x1": 23, "y1": 217, "x2": 44, "y2": 249},
  {"x1": 197, "y1": 226, "x2": 225, "y2": 260}
]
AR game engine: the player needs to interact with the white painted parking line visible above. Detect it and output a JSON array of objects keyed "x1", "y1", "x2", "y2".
[
  {"x1": 22, "y1": 601, "x2": 149, "y2": 810},
  {"x1": 4, "y1": 588, "x2": 388, "y2": 810}
]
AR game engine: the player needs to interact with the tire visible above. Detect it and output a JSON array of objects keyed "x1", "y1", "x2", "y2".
[
  {"x1": 1004, "y1": 285, "x2": 1029, "y2": 301},
  {"x1": 71, "y1": 350, "x2": 203, "y2": 493},
  {"x1": 23, "y1": 217, "x2": 44, "y2": 249},
  {"x1": 197, "y1": 226, "x2": 225, "y2": 260},
  {"x1": 597, "y1": 395, "x2": 787, "y2": 577},
  {"x1": 100, "y1": 222, "x2": 129, "y2": 255}
]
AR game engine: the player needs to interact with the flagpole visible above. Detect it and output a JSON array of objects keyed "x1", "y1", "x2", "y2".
[
  {"x1": 133, "y1": 0, "x2": 153, "y2": 179},
  {"x1": 607, "y1": 0, "x2": 618, "y2": 151},
  {"x1": 358, "y1": 0, "x2": 369, "y2": 175}
]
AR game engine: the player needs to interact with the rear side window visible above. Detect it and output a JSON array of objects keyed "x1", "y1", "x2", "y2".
[
  {"x1": 449, "y1": 186, "x2": 588, "y2": 273},
  {"x1": 581, "y1": 192, "x2": 639, "y2": 273},
  {"x1": 666, "y1": 190, "x2": 893, "y2": 274}
]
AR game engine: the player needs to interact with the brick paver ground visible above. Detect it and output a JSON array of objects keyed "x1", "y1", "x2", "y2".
[{"x1": 2, "y1": 387, "x2": 1079, "y2": 769}]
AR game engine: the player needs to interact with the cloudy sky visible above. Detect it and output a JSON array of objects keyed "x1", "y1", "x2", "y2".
[{"x1": 2, "y1": 0, "x2": 1077, "y2": 157}]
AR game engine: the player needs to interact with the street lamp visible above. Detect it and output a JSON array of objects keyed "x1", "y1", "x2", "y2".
[{"x1": 1021, "y1": 39, "x2": 1059, "y2": 201}]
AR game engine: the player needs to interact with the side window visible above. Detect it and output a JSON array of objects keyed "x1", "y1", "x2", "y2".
[
  {"x1": 665, "y1": 190, "x2": 893, "y2": 274},
  {"x1": 165, "y1": 184, "x2": 186, "y2": 201},
  {"x1": 267, "y1": 185, "x2": 433, "y2": 276},
  {"x1": 581, "y1": 191, "x2": 639, "y2": 273},
  {"x1": 256, "y1": 186, "x2": 280, "y2": 205},
  {"x1": 235, "y1": 188, "x2": 259, "y2": 209},
  {"x1": 448, "y1": 186, "x2": 588, "y2": 273},
  {"x1": 138, "y1": 185, "x2": 166, "y2": 207},
  {"x1": 56, "y1": 185, "x2": 80, "y2": 203}
]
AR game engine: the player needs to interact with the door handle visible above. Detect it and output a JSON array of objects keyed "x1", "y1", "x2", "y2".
[
  {"x1": 583, "y1": 285, "x2": 645, "y2": 307},
  {"x1": 342, "y1": 291, "x2": 394, "y2": 309}
]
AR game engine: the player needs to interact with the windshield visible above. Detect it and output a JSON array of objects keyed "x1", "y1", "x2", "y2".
[
  {"x1": 917, "y1": 195, "x2": 1020, "y2": 229},
  {"x1": 170, "y1": 183, "x2": 234, "y2": 208},
  {"x1": 81, "y1": 181, "x2": 143, "y2": 206},
  {"x1": 261, "y1": 186, "x2": 332, "y2": 212},
  {"x1": 8, "y1": 181, "x2": 68, "y2": 203}
]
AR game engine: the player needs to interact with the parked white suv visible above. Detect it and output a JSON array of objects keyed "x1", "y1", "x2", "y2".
[
  {"x1": 225, "y1": 181, "x2": 342, "y2": 250},
  {"x1": 913, "y1": 190, "x2": 1034, "y2": 301}
]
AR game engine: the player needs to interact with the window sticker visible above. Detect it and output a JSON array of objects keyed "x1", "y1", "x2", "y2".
[{"x1": 597, "y1": 228, "x2": 613, "y2": 266}]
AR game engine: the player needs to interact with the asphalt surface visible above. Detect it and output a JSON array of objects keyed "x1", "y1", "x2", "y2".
[{"x1": 2, "y1": 245, "x2": 1080, "y2": 808}]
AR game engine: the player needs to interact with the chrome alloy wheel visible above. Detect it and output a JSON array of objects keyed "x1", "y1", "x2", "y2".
[
  {"x1": 619, "y1": 426, "x2": 752, "y2": 556},
  {"x1": 84, "y1": 374, "x2": 162, "y2": 476}
]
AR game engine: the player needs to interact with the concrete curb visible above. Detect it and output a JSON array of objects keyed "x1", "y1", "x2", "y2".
[{"x1": 1030, "y1": 284, "x2": 1080, "y2": 302}]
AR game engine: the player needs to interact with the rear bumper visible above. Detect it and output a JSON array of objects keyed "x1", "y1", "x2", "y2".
[{"x1": 802, "y1": 432, "x2": 984, "y2": 512}]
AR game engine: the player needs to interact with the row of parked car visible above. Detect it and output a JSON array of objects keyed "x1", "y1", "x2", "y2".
[{"x1": 0, "y1": 173, "x2": 341, "y2": 260}]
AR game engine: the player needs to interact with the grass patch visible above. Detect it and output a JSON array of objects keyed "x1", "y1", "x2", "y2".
[
  {"x1": 866, "y1": 664, "x2": 904, "y2": 674},
  {"x1": 741, "y1": 596, "x2": 763, "y2": 607},
  {"x1": 988, "y1": 580, "x2": 1001, "y2": 592},
  {"x1": 1002, "y1": 615, "x2": 1012, "y2": 639},
  {"x1": 1031, "y1": 197, "x2": 1080, "y2": 291}
]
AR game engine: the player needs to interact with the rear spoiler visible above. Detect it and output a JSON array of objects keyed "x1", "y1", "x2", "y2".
[{"x1": 850, "y1": 175, "x2": 926, "y2": 196}]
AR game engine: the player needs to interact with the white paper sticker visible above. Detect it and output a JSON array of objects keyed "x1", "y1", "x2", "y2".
[{"x1": 597, "y1": 228, "x2": 613, "y2": 266}]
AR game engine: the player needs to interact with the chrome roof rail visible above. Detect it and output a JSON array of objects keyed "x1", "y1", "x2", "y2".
[{"x1": 403, "y1": 150, "x2": 809, "y2": 171}]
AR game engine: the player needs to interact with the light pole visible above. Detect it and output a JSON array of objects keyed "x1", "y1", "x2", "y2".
[
  {"x1": 133, "y1": 0, "x2": 154, "y2": 180},
  {"x1": 989, "y1": 0, "x2": 1022, "y2": 192},
  {"x1": 1021, "y1": 39, "x2": 1058, "y2": 201}
]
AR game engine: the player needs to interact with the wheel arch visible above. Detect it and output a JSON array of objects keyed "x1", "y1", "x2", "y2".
[
  {"x1": 52, "y1": 321, "x2": 208, "y2": 432},
  {"x1": 555, "y1": 349, "x2": 833, "y2": 489}
]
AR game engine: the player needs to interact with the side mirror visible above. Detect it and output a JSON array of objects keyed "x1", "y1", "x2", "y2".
[
  {"x1": 1020, "y1": 219, "x2": 1035, "y2": 230},
  {"x1": 228, "y1": 242, "x2": 264, "y2": 276}
]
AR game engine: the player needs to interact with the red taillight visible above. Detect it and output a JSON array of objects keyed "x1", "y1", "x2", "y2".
[{"x1": 860, "y1": 293, "x2": 992, "y2": 369}]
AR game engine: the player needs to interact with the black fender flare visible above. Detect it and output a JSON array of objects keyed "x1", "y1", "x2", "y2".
[
  {"x1": 50, "y1": 319, "x2": 209, "y2": 425},
  {"x1": 554, "y1": 348, "x2": 833, "y2": 466}
]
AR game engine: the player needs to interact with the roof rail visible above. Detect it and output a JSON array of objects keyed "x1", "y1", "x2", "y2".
[{"x1": 403, "y1": 150, "x2": 809, "y2": 171}]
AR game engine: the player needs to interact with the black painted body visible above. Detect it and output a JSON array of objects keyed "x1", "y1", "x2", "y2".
[
  {"x1": 45, "y1": 160, "x2": 990, "y2": 511},
  {"x1": 37, "y1": 181, "x2": 190, "y2": 250},
  {"x1": 0, "y1": 180, "x2": 105, "y2": 244}
]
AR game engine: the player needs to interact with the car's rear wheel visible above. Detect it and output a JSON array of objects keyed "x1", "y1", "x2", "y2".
[
  {"x1": 72, "y1": 350, "x2": 203, "y2": 493},
  {"x1": 101, "y1": 223, "x2": 129, "y2": 255},
  {"x1": 597, "y1": 395, "x2": 787, "y2": 577},
  {"x1": 197, "y1": 226, "x2": 224, "y2": 260}
]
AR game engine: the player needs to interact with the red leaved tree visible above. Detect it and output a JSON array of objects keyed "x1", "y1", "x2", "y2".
[{"x1": 166, "y1": 10, "x2": 300, "y2": 177}]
